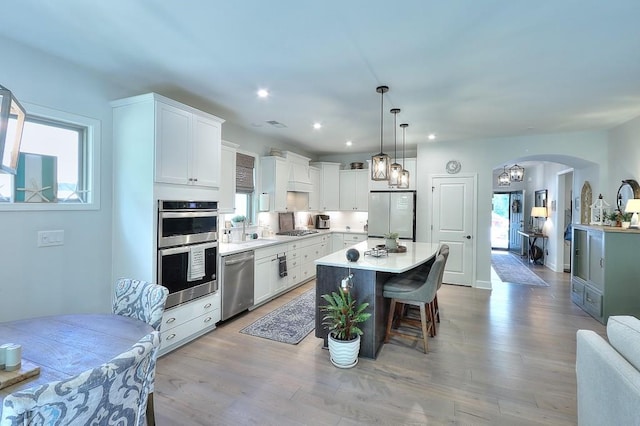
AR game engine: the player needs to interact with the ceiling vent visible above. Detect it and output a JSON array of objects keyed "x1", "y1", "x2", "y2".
[{"x1": 266, "y1": 120, "x2": 287, "y2": 128}]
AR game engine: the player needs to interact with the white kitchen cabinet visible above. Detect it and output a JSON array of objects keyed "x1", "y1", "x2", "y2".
[
  {"x1": 331, "y1": 233, "x2": 344, "y2": 252},
  {"x1": 254, "y1": 244, "x2": 289, "y2": 305},
  {"x1": 155, "y1": 99, "x2": 223, "y2": 188},
  {"x1": 310, "y1": 162, "x2": 341, "y2": 211},
  {"x1": 342, "y1": 232, "x2": 367, "y2": 248},
  {"x1": 219, "y1": 141, "x2": 239, "y2": 213},
  {"x1": 308, "y1": 166, "x2": 320, "y2": 211},
  {"x1": 158, "y1": 291, "x2": 220, "y2": 355},
  {"x1": 339, "y1": 169, "x2": 368, "y2": 211},
  {"x1": 260, "y1": 156, "x2": 289, "y2": 212},
  {"x1": 368, "y1": 158, "x2": 417, "y2": 191}
]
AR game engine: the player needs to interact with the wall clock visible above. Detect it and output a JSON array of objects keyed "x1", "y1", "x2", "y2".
[{"x1": 446, "y1": 160, "x2": 461, "y2": 174}]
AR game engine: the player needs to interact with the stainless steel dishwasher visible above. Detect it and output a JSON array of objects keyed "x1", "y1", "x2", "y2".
[{"x1": 220, "y1": 250, "x2": 255, "y2": 320}]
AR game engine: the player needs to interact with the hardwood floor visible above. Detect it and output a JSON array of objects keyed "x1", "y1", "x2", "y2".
[{"x1": 154, "y1": 260, "x2": 605, "y2": 425}]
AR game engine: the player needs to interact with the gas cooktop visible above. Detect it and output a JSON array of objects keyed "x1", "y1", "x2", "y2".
[{"x1": 276, "y1": 230, "x2": 319, "y2": 236}]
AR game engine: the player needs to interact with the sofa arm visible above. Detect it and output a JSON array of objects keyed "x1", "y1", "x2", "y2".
[{"x1": 576, "y1": 330, "x2": 640, "y2": 426}]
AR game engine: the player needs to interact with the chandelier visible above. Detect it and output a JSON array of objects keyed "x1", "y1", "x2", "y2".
[
  {"x1": 498, "y1": 166, "x2": 510, "y2": 186},
  {"x1": 509, "y1": 164, "x2": 525, "y2": 182}
]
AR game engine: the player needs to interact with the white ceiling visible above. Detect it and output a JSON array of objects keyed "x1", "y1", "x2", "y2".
[{"x1": 3, "y1": 1, "x2": 640, "y2": 156}]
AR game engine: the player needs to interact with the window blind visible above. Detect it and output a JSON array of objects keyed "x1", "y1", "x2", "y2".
[{"x1": 236, "y1": 153, "x2": 255, "y2": 193}]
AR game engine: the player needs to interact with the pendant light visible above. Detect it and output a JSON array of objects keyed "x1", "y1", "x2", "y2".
[
  {"x1": 498, "y1": 166, "x2": 510, "y2": 186},
  {"x1": 509, "y1": 163, "x2": 525, "y2": 182},
  {"x1": 371, "y1": 85, "x2": 390, "y2": 181},
  {"x1": 398, "y1": 123, "x2": 410, "y2": 188},
  {"x1": 389, "y1": 108, "x2": 402, "y2": 187}
]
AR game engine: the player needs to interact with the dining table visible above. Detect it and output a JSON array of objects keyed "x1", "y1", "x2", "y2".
[
  {"x1": 315, "y1": 239, "x2": 440, "y2": 359},
  {"x1": 0, "y1": 313, "x2": 154, "y2": 407}
]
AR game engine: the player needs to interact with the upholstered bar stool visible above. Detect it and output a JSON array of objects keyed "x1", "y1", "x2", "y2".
[
  {"x1": 383, "y1": 254, "x2": 446, "y2": 353},
  {"x1": 431, "y1": 244, "x2": 449, "y2": 327}
]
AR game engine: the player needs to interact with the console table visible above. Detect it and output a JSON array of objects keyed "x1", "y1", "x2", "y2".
[
  {"x1": 314, "y1": 239, "x2": 439, "y2": 359},
  {"x1": 518, "y1": 230, "x2": 547, "y2": 264}
]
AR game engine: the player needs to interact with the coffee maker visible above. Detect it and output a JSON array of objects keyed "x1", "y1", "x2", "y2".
[{"x1": 315, "y1": 214, "x2": 330, "y2": 229}]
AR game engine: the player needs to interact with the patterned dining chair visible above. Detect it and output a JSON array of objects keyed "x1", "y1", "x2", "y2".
[
  {"x1": 1, "y1": 331, "x2": 160, "y2": 426},
  {"x1": 113, "y1": 278, "x2": 168, "y2": 425}
]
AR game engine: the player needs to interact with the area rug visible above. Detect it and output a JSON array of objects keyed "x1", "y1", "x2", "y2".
[
  {"x1": 491, "y1": 252, "x2": 550, "y2": 286},
  {"x1": 240, "y1": 288, "x2": 315, "y2": 344}
]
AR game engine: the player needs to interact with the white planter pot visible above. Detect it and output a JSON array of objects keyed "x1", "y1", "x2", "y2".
[
  {"x1": 385, "y1": 238, "x2": 398, "y2": 249},
  {"x1": 328, "y1": 333, "x2": 360, "y2": 368}
]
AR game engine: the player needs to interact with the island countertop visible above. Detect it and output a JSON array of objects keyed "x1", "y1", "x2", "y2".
[{"x1": 315, "y1": 239, "x2": 440, "y2": 273}]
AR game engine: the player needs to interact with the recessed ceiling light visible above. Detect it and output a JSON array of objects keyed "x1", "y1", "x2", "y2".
[
  {"x1": 313, "y1": 122, "x2": 322, "y2": 130},
  {"x1": 257, "y1": 89, "x2": 269, "y2": 98},
  {"x1": 428, "y1": 134, "x2": 436, "y2": 140},
  {"x1": 346, "y1": 140, "x2": 352, "y2": 147}
]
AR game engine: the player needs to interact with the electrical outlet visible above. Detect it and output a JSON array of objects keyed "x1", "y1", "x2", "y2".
[{"x1": 38, "y1": 230, "x2": 64, "y2": 247}]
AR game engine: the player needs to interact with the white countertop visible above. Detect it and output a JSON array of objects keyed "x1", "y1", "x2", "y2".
[
  {"x1": 218, "y1": 230, "x2": 332, "y2": 256},
  {"x1": 315, "y1": 239, "x2": 440, "y2": 273}
]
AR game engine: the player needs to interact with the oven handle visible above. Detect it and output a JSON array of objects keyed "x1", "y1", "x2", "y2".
[
  {"x1": 160, "y1": 211, "x2": 218, "y2": 219},
  {"x1": 159, "y1": 241, "x2": 218, "y2": 256}
]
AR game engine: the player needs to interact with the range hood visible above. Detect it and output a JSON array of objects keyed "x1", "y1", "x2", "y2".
[{"x1": 287, "y1": 162, "x2": 313, "y2": 192}]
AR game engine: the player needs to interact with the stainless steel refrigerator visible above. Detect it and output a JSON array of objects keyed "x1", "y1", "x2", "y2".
[{"x1": 368, "y1": 190, "x2": 416, "y2": 241}]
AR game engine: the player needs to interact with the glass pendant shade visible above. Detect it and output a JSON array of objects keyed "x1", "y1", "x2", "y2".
[
  {"x1": 398, "y1": 123, "x2": 410, "y2": 188},
  {"x1": 371, "y1": 86, "x2": 390, "y2": 181},
  {"x1": 372, "y1": 153, "x2": 390, "y2": 180},
  {"x1": 509, "y1": 164, "x2": 525, "y2": 182},
  {"x1": 498, "y1": 167, "x2": 510, "y2": 186}
]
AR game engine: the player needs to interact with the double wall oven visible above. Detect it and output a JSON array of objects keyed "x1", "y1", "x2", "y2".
[{"x1": 157, "y1": 200, "x2": 219, "y2": 309}]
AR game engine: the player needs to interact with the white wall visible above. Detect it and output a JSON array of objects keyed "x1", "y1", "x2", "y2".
[
  {"x1": 0, "y1": 38, "x2": 120, "y2": 321},
  {"x1": 416, "y1": 130, "x2": 609, "y2": 288}
]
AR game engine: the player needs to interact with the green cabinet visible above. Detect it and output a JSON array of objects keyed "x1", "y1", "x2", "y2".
[{"x1": 571, "y1": 224, "x2": 640, "y2": 324}]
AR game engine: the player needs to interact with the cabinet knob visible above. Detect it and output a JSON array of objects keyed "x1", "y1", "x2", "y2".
[
  {"x1": 204, "y1": 303, "x2": 212, "y2": 309},
  {"x1": 166, "y1": 333, "x2": 176, "y2": 341},
  {"x1": 203, "y1": 316, "x2": 212, "y2": 323},
  {"x1": 166, "y1": 317, "x2": 176, "y2": 324}
]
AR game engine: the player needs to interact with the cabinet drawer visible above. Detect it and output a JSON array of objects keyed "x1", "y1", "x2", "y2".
[
  {"x1": 300, "y1": 261, "x2": 316, "y2": 282},
  {"x1": 162, "y1": 292, "x2": 219, "y2": 332},
  {"x1": 287, "y1": 265, "x2": 302, "y2": 287},
  {"x1": 584, "y1": 286, "x2": 603, "y2": 319},
  {"x1": 343, "y1": 233, "x2": 366, "y2": 243},
  {"x1": 160, "y1": 311, "x2": 216, "y2": 352},
  {"x1": 570, "y1": 279, "x2": 585, "y2": 305}
]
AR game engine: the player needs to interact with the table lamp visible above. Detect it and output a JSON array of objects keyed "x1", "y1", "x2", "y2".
[
  {"x1": 531, "y1": 206, "x2": 548, "y2": 233},
  {"x1": 625, "y1": 199, "x2": 640, "y2": 229}
]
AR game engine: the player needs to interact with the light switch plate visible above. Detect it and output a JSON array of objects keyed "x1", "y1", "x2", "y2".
[{"x1": 38, "y1": 230, "x2": 64, "y2": 247}]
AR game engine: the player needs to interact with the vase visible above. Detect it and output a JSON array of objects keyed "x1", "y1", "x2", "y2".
[
  {"x1": 622, "y1": 221, "x2": 631, "y2": 229},
  {"x1": 328, "y1": 333, "x2": 360, "y2": 368},
  {"x1": 386, "y1": 238, "x2": 398, "y2": 250}
]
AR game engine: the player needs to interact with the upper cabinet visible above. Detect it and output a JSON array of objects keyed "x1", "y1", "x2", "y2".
[
  {"x1": 339, "y1": 169, "x2": 368, "y2": 211},
  {"x1": 155, "y1": 100, "x2": 223, "y2": 188},
  {"x1": 308, "y1": 166, "x2": 320, "y2": 211},
  {"x1": 219, "y1": 141, "x2": 239, "y2": 213},
  {"x1": 260, "y1": 156, "x2": 289, "y2": 212},
  {"x1": 310, "y1": 162, "x2": 341, "y2": 211},
  {"x1": 368, "y1": 158, "x2": 417, "y2": 191}
]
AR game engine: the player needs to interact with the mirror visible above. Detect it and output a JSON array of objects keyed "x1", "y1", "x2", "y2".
[
  {"x1": 617, "y1": 179, "x2": 640, "y2": 211},
  {"x1": 535, "y1": 189, "x2": 547, "y2": 208}
]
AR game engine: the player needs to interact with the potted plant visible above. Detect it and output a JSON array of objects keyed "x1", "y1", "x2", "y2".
[
  {"x1": 321, "y1": 287, "x2": 371, "y2": 368},
  {"x1": 607, "y1": 211, "x2": 621, "y2": 227},
  {"x1": 384, "y1": 232, "x2": 399, "y2": 249},
  {"x1": 621, "y1": 211, "x2": 633, "y2": 229},
  {"x1": 231, "y1": 215, "x2": 246, "y2": 227}
]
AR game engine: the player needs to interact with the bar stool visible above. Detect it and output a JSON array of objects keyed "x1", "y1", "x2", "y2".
[{"x1": 383, "y1": 254, "x2": 446, "y2": 353}]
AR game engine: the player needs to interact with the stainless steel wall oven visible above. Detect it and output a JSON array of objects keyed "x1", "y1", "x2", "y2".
[{"x1": 157, "y1": 200, "x2": 218, "y2": 309}]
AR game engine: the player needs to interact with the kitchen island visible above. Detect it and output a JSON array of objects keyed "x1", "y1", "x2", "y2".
[{"x1": 315, "y1": 239, "x2": 440, "y2": 359}]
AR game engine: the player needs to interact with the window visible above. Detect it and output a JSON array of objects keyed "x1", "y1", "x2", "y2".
[{"x1": 0, "y1": 103, "x2": 100, "y2": 210}]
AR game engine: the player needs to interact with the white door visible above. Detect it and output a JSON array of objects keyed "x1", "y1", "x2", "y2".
[{"x1": 432, "y1": 175, "x2": 475, "y2": 286}]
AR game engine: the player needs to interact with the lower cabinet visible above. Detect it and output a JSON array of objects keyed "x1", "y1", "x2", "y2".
[
  {"x1": 571, "y1": 224, "x2": 640, "y2": 324},
  {"x1": 254, "y1": 245, "x2": 289, "y2": 306},
  {"x1": 159, "y1": 291, "x2": 220, "y2": 356}
]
